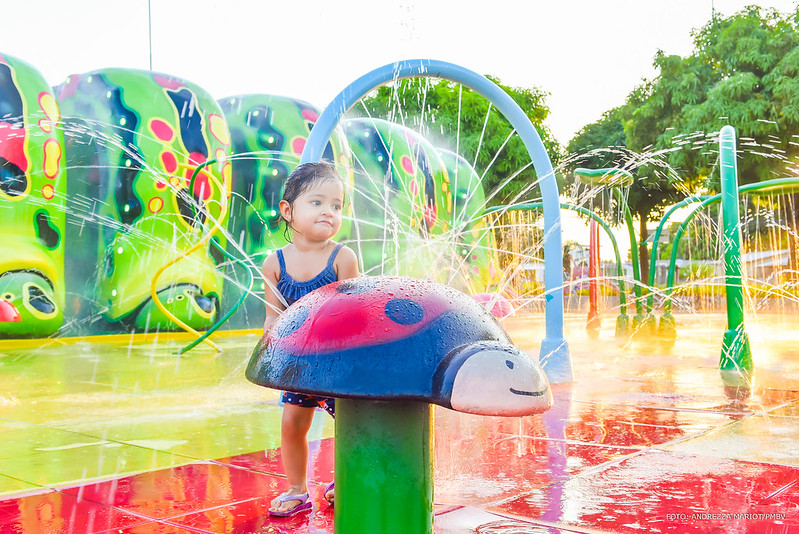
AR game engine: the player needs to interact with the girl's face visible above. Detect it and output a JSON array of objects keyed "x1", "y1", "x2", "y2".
[{"x1": 280, "y1": 179, "x2": 344, "y2": 242}]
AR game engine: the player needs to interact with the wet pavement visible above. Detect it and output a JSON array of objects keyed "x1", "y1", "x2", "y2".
[{"x1": 1, "y1": 313, "x2": 798, "y2": 533}]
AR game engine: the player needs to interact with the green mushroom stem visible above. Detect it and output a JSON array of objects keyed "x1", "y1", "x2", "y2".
[{"x1": 335, "y1": 399, "x2": 433, "y2": 534}]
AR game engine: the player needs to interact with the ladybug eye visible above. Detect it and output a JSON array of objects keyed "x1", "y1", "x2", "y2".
[{"x1": 505, "y1": 360, "x2": 514, "y2": 369}]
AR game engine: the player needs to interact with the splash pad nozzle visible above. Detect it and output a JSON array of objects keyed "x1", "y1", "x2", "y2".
[
  {"x1": 718, "y1": 126, "x2": 753, "y2": 386},
  {"x1": 246, "y1": 276, "x2": 552, "y2": 533}
]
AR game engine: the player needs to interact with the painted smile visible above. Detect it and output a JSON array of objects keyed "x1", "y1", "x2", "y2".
[{"x1": 509, "y1": 387, "x2": 547, "y2": 397}]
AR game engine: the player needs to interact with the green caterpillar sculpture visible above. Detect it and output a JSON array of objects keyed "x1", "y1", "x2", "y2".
[
  {"x1": 219, "y1": 94, "x2": 352, "y2": 267},
  {"x1": 344, "y1": 117, "x2": 451, "y2": 276},
  {"x1": 0, "y1": 52, "x2": 66, "y2": 338},
  {"x1": 56, "y1": 68, "x2": 232, "y2": 331},
  {"x1": 436, "y1": 148, "x2": 499, "y2": 293}
]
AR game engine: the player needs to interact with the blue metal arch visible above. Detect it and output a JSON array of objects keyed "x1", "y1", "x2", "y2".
[{"x1": 300, "y1": 59, "x2": 572, "y2": 383}]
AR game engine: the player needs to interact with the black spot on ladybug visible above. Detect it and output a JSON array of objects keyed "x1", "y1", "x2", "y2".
[
  {"x1": 384, "y1": 298, "x2": 424, "y2": 325},
  {"x1": 275, "y1": 305, "x2": 309, "y2": 338},
  {"x1": 336, "y1": 278, "x2": 379, "y2": 295},
  {"x1": 35, "y1": 211, "x2": 60, "y2": 249}
]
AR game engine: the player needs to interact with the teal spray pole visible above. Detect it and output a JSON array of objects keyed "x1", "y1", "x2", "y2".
[{"x1": 718, "y1": 125, "x2": 753, "y2": 384}]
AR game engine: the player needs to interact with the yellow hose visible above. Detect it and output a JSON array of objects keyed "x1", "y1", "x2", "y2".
[{"x1": 149, "y1": 158, "x2": 228, "y2": 352}]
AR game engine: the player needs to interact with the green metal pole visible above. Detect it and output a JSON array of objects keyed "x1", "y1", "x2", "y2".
[
  {"x1": 614, "y1": 189, "x2": 646, "y2": 328},
  {"x1": 647, "y1": 197, "x2": 709, "y2": 312},
  {"x1": 335, "y1": 399, "x2": 433, "y2": 534},
  {"x1": 718, "y1": 125, "x2": 753, "y2": 382},
  {"x1": 483, "y1": 203, "x2": 631, "y2": 334}
]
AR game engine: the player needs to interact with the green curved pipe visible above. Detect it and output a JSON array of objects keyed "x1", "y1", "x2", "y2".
[
  {"x1": 178, "y1": 157, "x2": 256, "y2": 354},
  {"x1": 662, "y1": 176, "x2": 799, "y2": 314},
  {"x1": 484, "y1": 203, "x2": 628, "y2": 314},
  {"x1": 615, "y1": 189, "x2": 644, "y2": 319},
  {"x1": 646, "y1": 196, "x2": 709, "y2": 313}
]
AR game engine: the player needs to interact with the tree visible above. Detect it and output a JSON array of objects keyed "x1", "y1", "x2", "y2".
[
  {"x1": 566, "y1": 5, "x2": 799, "y2": 277},
  {"x1": 354, "y1": 76, "x2": 561, "y2": 205},
  {"x1": 565, "y1": 107, "x2": 684, "y2": 278}
]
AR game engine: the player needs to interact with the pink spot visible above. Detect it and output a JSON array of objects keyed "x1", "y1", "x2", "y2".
[
  {"x1": 292, "y1": 137, "x2": 306, "y2": 155},
  {"x1": 401, "y1": 156, "x2": 414, "y2": 175},
  {"x1": 0, "y1": 123, "x2": 28, "y2": 172},
  {"x1": 301, "y1": 109, "x2": 319, "y2": 122},
  {"x1": 471, "y1": 292, "x2": 514, "y2": 319},
  {"x1": 423, "y1": 204, "x2": 437, "y2": 229},
  {"x1": 409, "y1": 179, "x2": 419, "y2": 197},
  {"x1": 153, "y1": 75, "x2": 184, "y2": 90},
  {"x1": 150, "y1": 119, "x2": 174, "y2": 142},
  {"x1": 188, "y1": 152, "x2": 206, "y2": 166},
  {"x1": 192, "y1": 175, "x2": 212, "y2": 201},
  {"x1": 161, "y1": 151, "x2": 178, "y2": 174}
]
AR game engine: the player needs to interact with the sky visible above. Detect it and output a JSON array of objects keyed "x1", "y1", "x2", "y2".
[{"x1": 4, "y1": 0, "x2": 799, "y2": 145}]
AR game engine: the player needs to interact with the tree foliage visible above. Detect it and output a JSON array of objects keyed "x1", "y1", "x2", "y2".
[
  {"x1": 353, "y1": 76, "x2": 561, "y2": 205},
  {"x1": 565, "y1": 5, "x2": 799, "y2": 274}
]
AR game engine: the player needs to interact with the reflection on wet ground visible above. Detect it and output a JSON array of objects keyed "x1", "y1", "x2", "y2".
[{"x1": 1, "y1": 313, "x2": 798, "y2": 533}]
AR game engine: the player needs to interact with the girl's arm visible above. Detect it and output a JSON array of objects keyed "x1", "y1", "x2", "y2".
[
  {"x1": 262, "y1": 252, "x2": 285, "y2": 332},
  {"x1": 335, "y1": 245, "x2": 360, "y2": 281}
]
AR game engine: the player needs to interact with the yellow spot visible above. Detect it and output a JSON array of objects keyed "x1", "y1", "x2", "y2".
[
  {"x1": 41, "y1": 184, "x2": 55, "y2": 199},
  {"x1": 148, "y1": 197, "x2": 164, "y2": 213},
  {"x1": 223, "y1": 162, "x2": 232, "y2": 190},
  {"x1": 208, "y1": 114, "x2": 230, "y2": 146},
  {"x1": 43, "y1": 139, "x2": 61, "y2": 179},
  {"x1": 38, "y1": 92, "x2": 60, "y2": 125}
]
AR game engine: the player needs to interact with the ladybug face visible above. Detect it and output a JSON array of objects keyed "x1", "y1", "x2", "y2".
[
  {"x1": 270, "y1": 277, "x2": 460, "y2": 355},
  {"x1": 445, "y1": 341, "x2": 552, "y2": 416}
]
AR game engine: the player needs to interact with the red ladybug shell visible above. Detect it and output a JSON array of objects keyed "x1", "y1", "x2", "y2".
[{"x1": 270, "y1": 276, "x2": 464, "y2": 355}]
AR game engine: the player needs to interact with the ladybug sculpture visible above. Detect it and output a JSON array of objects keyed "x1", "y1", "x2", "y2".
[{"x1": 246, "y1": 276, "x2": 551, "y2": 416}]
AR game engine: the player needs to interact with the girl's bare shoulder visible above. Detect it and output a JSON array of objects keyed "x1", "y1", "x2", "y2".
[
  {"x1": 335, "y1": 244, "x2": 360, "y2": 278},
  {"x1": 262, "y1": 246, "x2": 288, "y2": 279}
]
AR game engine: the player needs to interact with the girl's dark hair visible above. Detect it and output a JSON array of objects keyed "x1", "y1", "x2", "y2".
[{"x1": 281, "y1": 161, "x2": 344, "y2": 241}]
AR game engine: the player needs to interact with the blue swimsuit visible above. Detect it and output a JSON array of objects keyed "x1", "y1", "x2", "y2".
[{"x1": 276, "y1": 243, "x2": 343, "y2": 417}]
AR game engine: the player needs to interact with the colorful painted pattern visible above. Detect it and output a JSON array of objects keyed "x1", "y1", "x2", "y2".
[
  {"x1": 345, "y1": 118, "x2": 451, "y2": 276},
  {"x1": 0, "y1": 53, "x2": 65, "y2": 338},
  {"x1": 219, "y1": 94, "x2": 352, "y2": 265},
  {"x1": 56, "y1": 68, "x2": 231, "y2": 330}
]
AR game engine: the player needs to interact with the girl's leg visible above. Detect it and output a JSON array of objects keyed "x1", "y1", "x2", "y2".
[{"x1": 270, "y1": 404, "x2": 316, "y2": 513}]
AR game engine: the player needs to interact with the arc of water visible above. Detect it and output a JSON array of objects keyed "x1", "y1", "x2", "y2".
[
  {"x1": 484, "y1": 202, "x2": 629, "y2": 318},
  {"x1": 300, "y1": 59, "x2": 571, "y2": 383}
]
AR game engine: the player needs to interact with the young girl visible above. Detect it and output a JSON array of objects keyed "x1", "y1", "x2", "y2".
[{"x1": 262, "y1": 162, "x2": 359, "y2": 517}]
